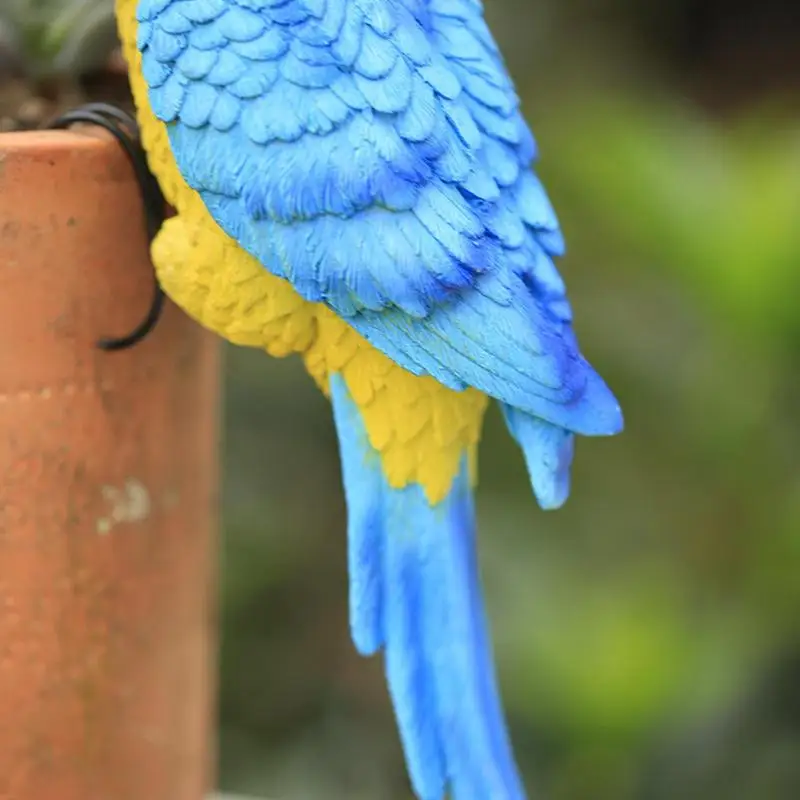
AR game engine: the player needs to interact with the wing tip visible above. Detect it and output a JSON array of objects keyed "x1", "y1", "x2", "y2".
[{"x1": 569, "y1": 364, "x2": 625, "y2": 437}]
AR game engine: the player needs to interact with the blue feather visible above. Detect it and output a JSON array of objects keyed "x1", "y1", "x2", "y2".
[
  {"x1": 209, "y1": 90, "x2": 241, "y2": 130},
  {"x1": 355, "y1": 24, "x2": 399, "y2": 78},
  {"x1": 159, "y1": 6, "x2": 192, "y2": 35},
  {"x1": 330, "y1": 1, "x2": 364, "y2": 64},
  {"x1": 216, "y1": 6, "x2": 265, "y2": 41},
  {"x1": 181, "y1": 80, "x2": 218, "y2": 127},
  {"x1": 206, "y1": 48, "x2": 247, "y2": 85},
  {"x1": 187, "y1": 21, "x2": 227, "y2": 51},
  {"x1": 229, "y1": 66, "x2": 279, "y2": 100},
  {"x1": 330, "y1": 374, "x2": 527, "y2": 800},
  {"x1": 501, "y1": 405, "x2": 575, "y2": 510},
  {"x1": 149, "y1": 24, "x2": 185, "y2": 61},
  {"x1": 229, "y1": 27, "x2": 288, "y2": 60},
  {"x1": 176, "y1": 45, "x2": 217, "y2": 80},
  {"x1": 291, "y1": 38, "x2": 340, "y2": 66},
  {"x1": 397, "y1": 75, "x2": 438, "y2": 141},
  {"x1": 176, "y1": 0, "x2": 225, "y2": 25}
]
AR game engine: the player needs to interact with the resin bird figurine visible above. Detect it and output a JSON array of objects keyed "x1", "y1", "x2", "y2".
[{"x1": 111, "y1": 1, "x2": 624, "y2": 797}]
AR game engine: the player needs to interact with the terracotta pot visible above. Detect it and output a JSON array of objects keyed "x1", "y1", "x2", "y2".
[{"x1": 0, "y1": 128, "x2": 220, "y2": 800}]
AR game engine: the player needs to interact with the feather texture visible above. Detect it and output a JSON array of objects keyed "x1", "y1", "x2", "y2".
[
  {"x1": 115, "y1": 2, "x2": 625, "y2": 797},
  {"x1": 330, "y1": 374, "x2": 525, "y2": 800},
  {"x1": 135, "y1": 0, "x2": 623, "y2": 435}
]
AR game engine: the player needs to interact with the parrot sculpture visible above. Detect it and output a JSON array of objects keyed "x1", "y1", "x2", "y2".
[{"x1": 110, "y1": 1, "x2": 624, "y2": 797}]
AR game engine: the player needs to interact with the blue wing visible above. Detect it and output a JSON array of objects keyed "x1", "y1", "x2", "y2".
[{"x1": 137, "y1": 0, "x2": 621, "y2": 435}]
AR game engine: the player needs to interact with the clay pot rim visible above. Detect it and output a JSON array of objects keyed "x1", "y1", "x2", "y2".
[
  {"x1": 0, "y1": 126, "x2": 118, "y2": 152},
  {"x1": 0, "y1": 125, "x2": 176, "y2": 219}
]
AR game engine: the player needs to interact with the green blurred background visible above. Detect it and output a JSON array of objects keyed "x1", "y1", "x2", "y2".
[{"x1": 217, "y1": 1, "x2": 800, "y2": 798}]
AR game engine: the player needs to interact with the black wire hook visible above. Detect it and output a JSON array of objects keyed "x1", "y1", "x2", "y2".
[{"x1": 47, "y1": 102, "x2": 166, "y2": 351}]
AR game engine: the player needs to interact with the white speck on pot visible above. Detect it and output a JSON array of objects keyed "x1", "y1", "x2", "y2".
[{"x1": 96, "y1": 478, "x2": 151, "y2": 535}]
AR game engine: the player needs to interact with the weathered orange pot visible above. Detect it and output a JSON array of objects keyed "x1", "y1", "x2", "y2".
[{"x1": 0, "y1": 129, "x2": 220, "y2": 800}]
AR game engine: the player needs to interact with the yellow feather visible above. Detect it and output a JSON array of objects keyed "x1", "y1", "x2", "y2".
[{"x1": 115, "y1": 1, "x2": 488, "y2": 503}]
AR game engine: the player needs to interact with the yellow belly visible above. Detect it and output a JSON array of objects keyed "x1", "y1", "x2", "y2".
[{"x1": 116, "y1": 1, "x2": 488, "y2": 503}]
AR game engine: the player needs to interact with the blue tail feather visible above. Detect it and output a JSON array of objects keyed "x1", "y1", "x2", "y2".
[
  {"x1": 501, "y1": 404, "x2": 575, "y2": 510},
  {"x1": 330, "y1": 374, "x2": 527, "y2": 800}
]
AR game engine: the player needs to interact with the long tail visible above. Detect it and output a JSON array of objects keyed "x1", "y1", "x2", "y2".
[{"x1": 330, "y1": 375, "x2": 527, "y2": 800}]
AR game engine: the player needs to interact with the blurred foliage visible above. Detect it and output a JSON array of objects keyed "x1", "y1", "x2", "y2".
[
  {"x1": 0, "y1": 0, "x2": 117, "y2": 79},
  {"x1": 215, "y1": 1, "x2": 800, "y2": 797}
]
